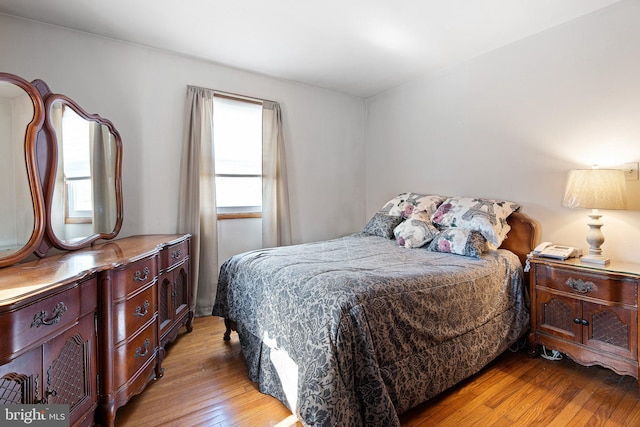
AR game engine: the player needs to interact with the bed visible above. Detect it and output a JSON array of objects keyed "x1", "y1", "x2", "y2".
[{"x1": 212, "y1": 195, "x2": 538, "y2": 426}]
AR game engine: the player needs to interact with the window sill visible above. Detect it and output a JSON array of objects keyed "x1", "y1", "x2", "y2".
[
  {"x1": 217, "y1": 212, "x2": 262, "y2": 220},
  {"x1": 65, "y1": 218, "x2": 92, "y2": 224}
]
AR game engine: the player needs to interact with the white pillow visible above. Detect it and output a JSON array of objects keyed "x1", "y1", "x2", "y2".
[
  {"x1": 394, "y1": 218, "x2": 439, "y2": 248},
  {"x1": 428, "y1": 228, "x2": 488, "y2": 258},
  {"x1": 430, "y1": 197, "x2": 519, "y2": 247},
  {"x1": 382, "y1": 193, "x2": 446, "y2": 219}
]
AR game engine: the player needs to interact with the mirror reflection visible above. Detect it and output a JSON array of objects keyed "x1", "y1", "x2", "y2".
[
  {"x1": 0, "y1": 81, "x2": 36, "y2": 255},
  {"x1": 50, "y1": 101, "x2": 119, "y2": 244}
]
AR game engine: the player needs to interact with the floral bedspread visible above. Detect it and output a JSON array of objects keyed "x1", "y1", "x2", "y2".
[{"x1": 212, "y1": 233, "x2": 529, "y2": 426}]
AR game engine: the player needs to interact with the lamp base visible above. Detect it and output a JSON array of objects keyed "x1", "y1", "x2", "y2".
[
  {"x1": 580, "y1": 254, "x2": 610, "y2": 265},
  {"x1": 582, "y1": 210, "x2": 610, "y2": 265}
]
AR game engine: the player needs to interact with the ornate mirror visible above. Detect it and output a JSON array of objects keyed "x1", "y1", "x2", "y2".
[
  {"x1": 0, "y1": 73, "x2": 45, "y2": 267},
  {"x1": 41, "y1": 94, "x2": 123, "y2": 251}
]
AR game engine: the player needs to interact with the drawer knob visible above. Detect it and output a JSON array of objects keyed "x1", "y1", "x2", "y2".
[
  {"x1": 134, "y1": 300, "x2": 150, "y2": 317},
  {"x1": 171, "y1": 249, "x2": 182, "y2": 259},
  {"x1": 574, "y1": 318, "x2": 589, "y2": 326},
  {"x1": 134, "y1": 267, "x2": 150, "y2": 282},
  {"x1": 566, "y1": 278, "x2": 594, "y2": 294},
  {"x1": 31, "y1": 302, "x2": 68, "y2": 328},
  {"x1": 134, "y1": 338, "x2": 151, "y2": 359}
]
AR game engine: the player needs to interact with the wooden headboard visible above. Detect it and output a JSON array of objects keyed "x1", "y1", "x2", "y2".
[{"x1": 500, "y1": 211, "x2": 539, "y2": 266}]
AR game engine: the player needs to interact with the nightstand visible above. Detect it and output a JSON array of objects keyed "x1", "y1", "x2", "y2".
[{"x1": 527, "y1": 256, "x2": 640, "y2": 380}]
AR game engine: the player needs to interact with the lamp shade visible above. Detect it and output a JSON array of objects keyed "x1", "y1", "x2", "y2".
[{"x1": 562, "y1": 169, "x2": 628, "y2": 210}]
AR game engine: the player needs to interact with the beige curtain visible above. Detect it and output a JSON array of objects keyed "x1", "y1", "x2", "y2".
[
  {"x1": 89, "y1": 123, "x2": 117, "y2": 233},
  {"x1": 177, "y1": 86, "x2": 218, "y2": 317},
  {"x1": 262, "y1": 101, "x2": 291, "y2": 248}
]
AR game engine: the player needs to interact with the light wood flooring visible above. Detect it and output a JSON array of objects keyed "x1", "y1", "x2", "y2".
[{"x1": 115, "y1": 316, "x2": 640, "y2": 426}]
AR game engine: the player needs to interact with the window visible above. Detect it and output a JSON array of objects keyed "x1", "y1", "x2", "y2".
[
  {"x1": 213, "y1": 95, "x2": 263, "y2": 219},
  {"x1": 61, "y1": 108, "x2": 92, "y2": 223}
]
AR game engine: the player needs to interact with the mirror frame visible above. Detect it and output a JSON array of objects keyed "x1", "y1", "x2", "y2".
[
  {"x1": 38, "y1": 93, "x2": 124, "y2": 252},
  {"x1": 0, "y1": 73, "x2": 46, "y2": 268}
]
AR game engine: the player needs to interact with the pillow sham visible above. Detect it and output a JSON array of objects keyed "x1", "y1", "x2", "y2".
[
  {"x1": 382, "y1": 192, "x2": 447, "y2": 219},
  {"x1": 379, "y1": 192, "x2": 410, "y2": 216},
  {"x1": 430, "y1": 197, "x2": 519, "y2": 247},
  {"x1": 362, "y1": 213, "x2": 404, "y2": 239},
  {"x1": 393, "y1": 217, "x2": 439, "y2": 248},
  {"x1": 427, "y1": 228, "x2": 488, "y2": 258}
]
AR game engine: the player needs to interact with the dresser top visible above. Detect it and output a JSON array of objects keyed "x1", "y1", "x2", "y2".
[{"x1": 0, "y1": 234, "x2": 189, "y2": 307}]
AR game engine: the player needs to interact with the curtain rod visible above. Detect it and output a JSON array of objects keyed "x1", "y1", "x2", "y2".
[{"x1": 187, "y1": 85, "x2": 277, "y2": 104}]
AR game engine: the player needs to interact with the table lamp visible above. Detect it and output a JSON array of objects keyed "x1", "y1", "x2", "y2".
[{"x1": 562, "y1": 168, "x2": 627, "y2": 265}]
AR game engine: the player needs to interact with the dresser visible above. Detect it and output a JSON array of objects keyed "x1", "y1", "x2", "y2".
[
  {"x1": 528, "y1": 256, "x2": 640, "y2": 380},
  {"x1": 0, "y1": 234, "x2": 193, "y2": 426}
]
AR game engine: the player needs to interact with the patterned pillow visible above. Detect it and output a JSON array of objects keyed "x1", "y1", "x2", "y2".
[
  {"x1": 362, "y1": 213, "x2": 404, "y2": 239},
  {"x1": 381, "y1": 193, "x2": 447, "y2": 219},
  {"x1": 427, "y1": 228, "x2": 488, "y2": 258},
  {"x1": 393, "y1": 217, "x2": 439, "y2": 248},
  {"x1": 430, "y1": 197, "x2": 519, "y2": 247}
]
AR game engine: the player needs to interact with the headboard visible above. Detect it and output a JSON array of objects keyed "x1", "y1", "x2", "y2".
[{"x1": 500, "y1": 211, "x2": 539, "y2": 266}]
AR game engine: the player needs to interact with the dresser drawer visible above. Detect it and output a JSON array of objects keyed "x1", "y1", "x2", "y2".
[
  {"x1": 113, "y1": 321, "x2": 157, "y2": 389},
  {"x1": 159, "y1": 239, "x2": 189, "y2": 270},
  {"x1": 0, "y1": 284, "x2": 80, "y2": 360},
  {"x1": 112, "y1": 255, "x2": 158, "y2": 300},
  {"x1": 535, "y1": 264, "x2": 638, "y2": 306},
  {"x1": 112, "y1": 284, "x2": 157, "y2": 344},
  {"x1": 118, "y1": 353, "x2": 157, "y2": 403}
]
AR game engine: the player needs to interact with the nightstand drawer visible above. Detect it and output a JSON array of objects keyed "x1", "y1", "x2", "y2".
[{"x1": 535, "y1": 264, "x2": 638, "y2": 306}]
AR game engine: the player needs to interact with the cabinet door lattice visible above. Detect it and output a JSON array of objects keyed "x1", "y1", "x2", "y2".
[
  {"x1": 0, "y1": 373, "x2": 31, "y2": 404},
  {"x1": 46, "y1": 334, "x2": 89, "y2": 407}
]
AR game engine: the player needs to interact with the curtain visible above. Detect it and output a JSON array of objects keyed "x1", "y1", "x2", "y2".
[
  {"x1": 262, "y1": 101, "x2": 292, "y2": 248},
  {"x1": 89, "y1": 123, "x2": 117, "y2": 233},
  {"x1": 177, "y1": 87, "x2": 218, "y2": 317}
]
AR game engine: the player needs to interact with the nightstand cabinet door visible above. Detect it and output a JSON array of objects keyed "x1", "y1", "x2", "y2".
[
  {"x1": 583, "y1": 301, "x2": 638, "y2": 360},
  {"x1": 537, "y1": 290, "x2": 582, "y2": 342}
]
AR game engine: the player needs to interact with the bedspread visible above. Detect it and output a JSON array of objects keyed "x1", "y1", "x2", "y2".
[{"x1": 212, "y1": 233, "x2": 529, "y2": 426}]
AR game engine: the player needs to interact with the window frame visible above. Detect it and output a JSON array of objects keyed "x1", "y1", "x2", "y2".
[{"x1": 64, "y1": 176, "x2": 93, "y2": 224}]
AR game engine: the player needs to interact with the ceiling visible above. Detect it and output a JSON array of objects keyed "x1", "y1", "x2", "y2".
[{"x1": 0, "y1": 0, "x2": 622, "y2": 98}]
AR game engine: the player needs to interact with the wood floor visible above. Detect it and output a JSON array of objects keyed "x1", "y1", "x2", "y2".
[{"x1": 115, "y1": 316, "x2": 640, "y2": 426}]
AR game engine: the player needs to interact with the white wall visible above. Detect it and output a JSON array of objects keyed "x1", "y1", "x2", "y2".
[
  {"x1": 0, "y1": 14, "x2": 366, "y2": 251},
  {"x1": 366, "y1": 0, "x2": 640, "y2": 264}
]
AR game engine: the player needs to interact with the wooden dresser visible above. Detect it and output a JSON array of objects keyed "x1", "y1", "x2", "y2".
[
  {"x1": 528, "y1": 256, "x2": 640, "y2": 380},
  {"x1": 0, "y1": 234, "x2": 193, "y2": 426}
]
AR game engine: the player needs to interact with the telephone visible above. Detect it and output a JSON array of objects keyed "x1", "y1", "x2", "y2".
[{"x1": 533, "y1": 242, "x2": 582, "y2": 260}]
